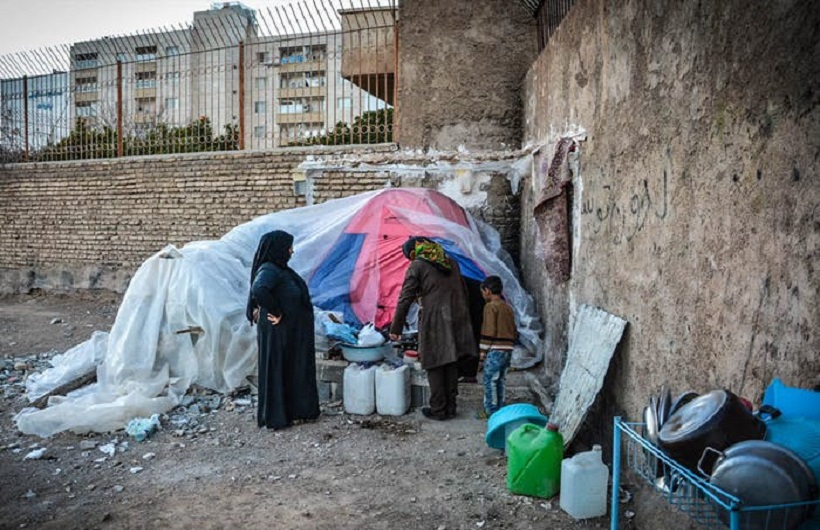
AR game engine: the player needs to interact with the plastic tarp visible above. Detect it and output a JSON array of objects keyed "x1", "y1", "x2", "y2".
[{"x1": 16, "y1": 188, "x2": 543, "y2": 437}]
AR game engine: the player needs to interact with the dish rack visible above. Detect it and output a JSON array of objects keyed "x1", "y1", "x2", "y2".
[{"x1": 610, "y1": 417, "x2": 820, "y2": 530}]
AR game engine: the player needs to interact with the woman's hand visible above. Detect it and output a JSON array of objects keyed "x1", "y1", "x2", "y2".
[
  {"x1": 252, "y1": 308, "x2": 259, "y2": 324},
  {"x1": 388, "y1": 333, "x2": 400, "y2": 342},
  {"x1": 267, "y1": 313, "x2": 282, "y2": 326}
]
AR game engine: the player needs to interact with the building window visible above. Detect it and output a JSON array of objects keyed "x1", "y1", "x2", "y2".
[
  {"x1": 307, "y1": 45, "x2": 326, "y2": 61},
  {"x1": 75, "y1": 52, "x2": 98, "y2": 69},
  {"x1": 337, "y1": 97, "x2": 352, "y2": 109},
  {"x1": 306, "y1": 71, "x2": 326, "y2": 87},
  {"x1": 254, "y1": 77, "x2": 267, "y2": 91},
  {"x1": 164, "y1": 97, "x2": 178, "y2": 110},
  {"x1": 135, "y1": 46, "x2": 157, "y2": 62},
  {"x1": 164, "y1": 71, "x2": 180, "y2": 83},
  {"x1": 256, "y1": 52, "x2": 270, "y2": 64},
  {"x1": 253, "y1": 125, "x2": 266, "y2": 138},
  {"x1": 75, "y1": 76, "x2": 97, "y2": 92},
  {"x1": 116, "y1": 53, "x2": 127, "y2": 63},
  {"x1": 136, "y1": 97, "x2": 156, "y2": 113},
  {"x1": 254, "y1": 101, "x2": 266, "y2": 114},
  {"x1": 279, "y1": 46, "x2": 304, "y2": 64},
  {"x1": 165, "y1": 46, "x2": 179, "y2": 56},
  {"x1": 135, "y1": 71, "x2": 157, "y2": 88},
  {"x1": 76, "y1": 101, "x2": 95, "y2": 117}
]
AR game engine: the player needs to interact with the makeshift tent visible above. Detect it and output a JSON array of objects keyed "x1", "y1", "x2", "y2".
[
  {"x1": 16, "y1": 188, "x2": 542, "y2": 437},
  {"x1": 309, "y1": 188, "x2": 485, "y2": 329}
]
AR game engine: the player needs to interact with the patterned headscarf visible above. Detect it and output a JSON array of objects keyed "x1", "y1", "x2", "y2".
[{"x1": 403, "y1": 236, "x2": 452, "y2": 274}]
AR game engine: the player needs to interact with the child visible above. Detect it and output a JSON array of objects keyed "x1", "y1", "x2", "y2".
[{"x1": 478, "y1": 275, "x2": 516, "y2": 418}]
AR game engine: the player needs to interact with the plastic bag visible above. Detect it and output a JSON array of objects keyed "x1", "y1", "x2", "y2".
[
  {"x1": 357, "y1": 323, "x2": 385, "y2": 347},
  {"x1": 125, "y1": 413, "x2": 161, "y2": 442},
  {"x1": 322, "y1": 321, "x2": 358, "y2": 345}
]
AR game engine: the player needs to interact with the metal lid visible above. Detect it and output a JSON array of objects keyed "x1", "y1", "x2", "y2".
[{"x1": 658, "y1": 389, "x2": 727, "y2": 443}]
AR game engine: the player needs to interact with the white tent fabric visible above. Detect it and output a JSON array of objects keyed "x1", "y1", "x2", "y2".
[{"x1": 16, "y1": 189, "x2": 543, "y2": 437}]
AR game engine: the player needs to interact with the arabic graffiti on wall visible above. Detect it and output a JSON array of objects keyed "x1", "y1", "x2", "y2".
[{"x1": 581, "y1": 170, "x2": 669, "y2": 245}]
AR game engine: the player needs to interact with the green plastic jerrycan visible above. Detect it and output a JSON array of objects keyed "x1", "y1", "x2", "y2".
[{"x1": 506, "y1": 422, "x2": 563, "y2": 498}]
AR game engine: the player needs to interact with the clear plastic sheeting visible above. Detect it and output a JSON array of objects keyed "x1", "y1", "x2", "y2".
[
  {"x1": 25, "y1": 331, "x2": 109, "y2": 402},
  {"x1": 16, "y1": 188, "x2": 543, "y2": 437}
]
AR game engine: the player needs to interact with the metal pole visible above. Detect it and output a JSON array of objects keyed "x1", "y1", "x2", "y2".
[
  {"x1": 610, "y1": 416, "x2": 622, "y2": 530},
  {"x1": 729, "y1": 508, "x2": 741, "y2": 530},
  {"x1": 23, "y1": 75, "x2": 29, "y2": 161},
  {"x1": 117, "y1": 60, "x2": 123, "y2": 157},
  {"x1": 238, "y1": 41, "x2": 245, "y2": 150},
  {"x1": 392, "y1": 1, "x2": 398, "y2": 143}
]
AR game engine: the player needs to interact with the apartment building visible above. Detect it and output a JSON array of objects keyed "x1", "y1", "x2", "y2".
[
  {"x1": 64, "y1": 2, "x2": 387, "y2": 150},
  {"x1": 0, "y1": 71, "x2": 70, "y2": 151}
]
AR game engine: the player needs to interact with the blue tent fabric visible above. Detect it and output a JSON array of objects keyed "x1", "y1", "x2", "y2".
[{"x1": 309, "y1": 233, "x2": 365, "y2": 326}]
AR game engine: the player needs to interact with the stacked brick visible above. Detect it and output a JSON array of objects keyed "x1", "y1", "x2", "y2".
[{"x1": 0, "y1": 146, "x2": 521, "y2": 292}]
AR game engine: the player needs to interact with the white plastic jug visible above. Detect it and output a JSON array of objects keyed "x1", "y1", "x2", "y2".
[
  {"x1": 375, "y1": 364, "x2": 410, "y2": 416},
  {"x1": 559, "y1": 444, "x2": 609, "y2": 519},
  {"x1": 343, "y1": 364, "x2": 376, "y2": 415}
]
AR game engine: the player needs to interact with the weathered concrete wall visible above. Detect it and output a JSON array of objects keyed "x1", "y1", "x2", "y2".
[
  {"x1": 521, "y1": 0, "x2": 820, "y2": 432},
  {"x1": 396, "y1": 0, "x2": 537, "y2": 151},
  {"x1": 0, "y1": 147, "x2": 523, "y2": 293}
]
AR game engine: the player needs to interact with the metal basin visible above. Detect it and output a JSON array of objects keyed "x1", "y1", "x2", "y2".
[
  {"x1": 709, "y1": 440, "x2": 817, "y2": 530},
  {"x1": 339, "y1": 343, "x2": 392, "y2": 363}
]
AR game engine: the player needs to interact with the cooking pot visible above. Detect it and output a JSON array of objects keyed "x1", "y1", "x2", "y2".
[
  {"x1": 658, "y1": 389, "x2": 766, "y2": 472},
  {"x1": 706, "y1": 440, "x2": 817, "y2": 530}
]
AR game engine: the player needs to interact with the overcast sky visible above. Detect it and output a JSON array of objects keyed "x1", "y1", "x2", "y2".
[{"x1": 0, "y1": 0, "x2": 268, "y2": 55}]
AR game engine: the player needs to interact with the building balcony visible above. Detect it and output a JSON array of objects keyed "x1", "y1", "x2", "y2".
[
  {"x1": 134, "y1": 87, "x2": 157, "y2": 98},
  {"x1": 74, "y1": 63, "x2": 99, "y2": 72},
  {"x1": 277, "y1": 86, "x2": 324, "y2": 99},
  {"x1": 276, "y1": 111, "x2": 324, "y2": 125},
  {"x1": 134, "y1": 62, "x2": 157, "y2": 74},
  {"x1": 74, "y1": 92, "x2": 98, "y2": 103},
  {"x1": 339, "y1": 7, "x2": 396, "y2": 106},
  {"x1": 134, "y1": 113, "x2": 156, "y2": 124},
  {"x1": 277, "y1": 59, "x2": 325, "y2": 74}
]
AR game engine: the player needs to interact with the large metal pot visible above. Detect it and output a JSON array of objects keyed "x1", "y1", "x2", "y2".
[
  {"x1": 658, "y1": 389, "x2": 766, "y2": 472},
  {"x1": 708, "y1": 440, "x2": 817, "y2": 530}
]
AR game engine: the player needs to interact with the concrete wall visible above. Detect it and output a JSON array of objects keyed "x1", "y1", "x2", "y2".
[
  {"x1": 396, "y1": 0, "x2": 537, "y2": 151},
  {"x1": 0, "y1": 146, "x2": 523, "y2": 293},
  {"x1": 521, "y1": 0, "x2": 820, "y2": 427}
]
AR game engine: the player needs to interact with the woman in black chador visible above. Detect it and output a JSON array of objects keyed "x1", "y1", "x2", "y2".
[{"x1": 247, "y1": 230, "x2": 319, "y2": 430}]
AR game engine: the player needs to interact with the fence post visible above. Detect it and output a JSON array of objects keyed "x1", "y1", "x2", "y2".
[
  {"x1": 238, "y1": 41, "x2": 245, "y2": 150},
  {"x1": 392, "y1": 8, "x2": 399, "y2": 143},
  {"x1": 117, "y1": 60, "x2": 123, "y2": 157},
  {"x1": 610, "y1": 416, "x2": 622, "y2": 530},
  {"x1": 23, "y1": 75, "x2": 29, "y2": 161}
]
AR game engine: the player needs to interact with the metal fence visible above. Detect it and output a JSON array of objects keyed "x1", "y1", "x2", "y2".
[
  {"x1": 0, "y1": 0, "x2": 396, "y2": 163},
  {"x1": 527, "y1": 0, "x2": 577, "y2": 52}
]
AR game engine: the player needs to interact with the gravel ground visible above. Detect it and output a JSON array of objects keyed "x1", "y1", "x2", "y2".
[{"x1": 0, "y1": 291, "x2": 628, "y2": 530}]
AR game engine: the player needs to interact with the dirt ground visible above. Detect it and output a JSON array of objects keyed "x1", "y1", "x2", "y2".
[{"x1": 0, "y1": 291, "x2": 631, "y2": 530}]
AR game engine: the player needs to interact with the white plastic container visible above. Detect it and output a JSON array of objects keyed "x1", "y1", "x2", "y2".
[
  {"x1": 559, "y1": 444, "x2": 609, "y2": 519},
  {"x1": 343, "y1": 364, "x2": 376, "y2": 415},
  {"x1": 375, "y1": 364, "x2": 410, "y2": 416}
]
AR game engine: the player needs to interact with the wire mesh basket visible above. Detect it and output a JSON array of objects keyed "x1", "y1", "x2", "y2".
[{"x1": 610, "y1": 417, "x2": 820, "y2": 530}]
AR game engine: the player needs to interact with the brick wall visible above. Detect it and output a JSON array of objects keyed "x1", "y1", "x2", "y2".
[{"x1": 0, "y1": 146, "x2": 523, "y2": 293}]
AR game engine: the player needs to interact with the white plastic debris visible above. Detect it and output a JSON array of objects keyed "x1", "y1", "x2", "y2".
[
  {"x1": 99, "y1": 443, "x2": 116, "y2": 457},
  {"x1": 23, "y1": 448, "x2": 47, "y2": 460}
]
